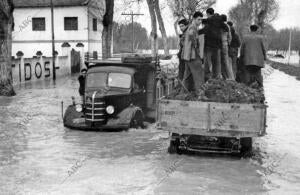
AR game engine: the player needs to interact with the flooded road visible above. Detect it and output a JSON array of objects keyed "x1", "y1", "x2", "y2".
[{"x1": 1, "y1": 68, "x2": 300, "y2": 194}]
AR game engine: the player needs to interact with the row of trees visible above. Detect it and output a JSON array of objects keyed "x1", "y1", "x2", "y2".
[
  {"x1": 228, "y1": 0, "x2": 300, "y2": 54},
  {"x1": 229, "y1": 0, "x2": 279, "y2": 36},
  {"x1": 113, "y1": 22, "x2": 149, "y2": 53},
  {"x1": 268, "y1": 28, "x2": 300, "y2": 52},
  {"x1": 112, "y1": 21, "x2": 184, "y2": 53}
]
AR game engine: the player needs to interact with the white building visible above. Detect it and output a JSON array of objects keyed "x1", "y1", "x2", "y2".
[{"x1": 12, "y1": 0, "x2": 105, "y2": 58}]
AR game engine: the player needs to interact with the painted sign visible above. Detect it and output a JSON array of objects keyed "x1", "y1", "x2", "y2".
[{"x1": 11, "y1": 56, "x2": 70, "y2": 85}]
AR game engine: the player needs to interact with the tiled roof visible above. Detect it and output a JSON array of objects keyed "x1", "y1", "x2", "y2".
[{"x1": 13, "y1": 0, "x2": 90, "y2": 8}]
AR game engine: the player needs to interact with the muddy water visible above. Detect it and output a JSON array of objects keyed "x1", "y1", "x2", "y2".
[{"x1": 0, "y1": 69, "x2": 300, "y2": 195}]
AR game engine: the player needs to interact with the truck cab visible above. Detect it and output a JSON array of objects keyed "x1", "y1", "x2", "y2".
[{"x1": 63, "y1": 59, "x2": 159, "y2": 130}]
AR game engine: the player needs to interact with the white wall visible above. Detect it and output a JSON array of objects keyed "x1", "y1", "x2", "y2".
[
  {"x1": 87, "y1": 6, "x2": 104, "y2": 58},
  {"x1": 12, "y1": 6, "x2": 90, "y2": 57},
  {"x1": 11, "y1": 55, "x2": 71, "y2": 85}
]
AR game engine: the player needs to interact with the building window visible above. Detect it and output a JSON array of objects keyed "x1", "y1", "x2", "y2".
[
  {"x1": 32, "y1": 17, "x2": 45, "y2": 31},
  {"x1": 93, "y1": 18, "x2": 97, "y2": 31},
  {"x1": 64, "y1": 17, "x2": 78, "y2": 30}
]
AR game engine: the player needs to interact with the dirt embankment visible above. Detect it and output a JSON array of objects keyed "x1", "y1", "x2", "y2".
[
  {"x1": 167, "y1": 79, "x2": 265, "y2": 104},
  {"x1": 268, "y1": 60, "x2": 300, "y2": 81}
]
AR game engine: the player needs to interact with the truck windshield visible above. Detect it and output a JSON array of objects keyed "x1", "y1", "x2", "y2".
[
  {"x1": 86, "y1": 72, "x2": 131, "y2": 89},
  {"x1": 86, "y1": 72, "x2": 107, "y2": 88},
  {"x1": 108, "y1": 73, "x2": 131, "y2": 88}
]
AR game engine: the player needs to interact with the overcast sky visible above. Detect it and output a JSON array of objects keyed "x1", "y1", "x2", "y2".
[{"x1": 115, "y1": 0, "x2": 300, "y2": 36}]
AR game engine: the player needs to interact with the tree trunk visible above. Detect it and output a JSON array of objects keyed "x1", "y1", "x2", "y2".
[
  {"x1": 154, "y1": 0, "x2": 169, "y2": 56},
  {"x1": 146, "y1": 0, "x2": 158, "y2": 56},
  {"x1": 0, "y1": 0, "x2": 15, "y2": 96},
  {"x1": 102, "y1": 0, "x2": 114, "y2": 59}
]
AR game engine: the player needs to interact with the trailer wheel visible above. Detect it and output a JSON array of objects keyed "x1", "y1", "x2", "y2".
[
  {"x1": 168, "y1": 137, "x2": 182, "y2": 154},
  {"x1": 168, "y1": 140, "x2": 178, "y2": 154},
  {"x1": 240, "y1": 137, "x2": 252, "y2": 153}
]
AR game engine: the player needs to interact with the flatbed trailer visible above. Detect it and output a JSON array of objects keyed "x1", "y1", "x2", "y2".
[{"x1": 157, "y1": 99, "x2": 267, "y2": 154}]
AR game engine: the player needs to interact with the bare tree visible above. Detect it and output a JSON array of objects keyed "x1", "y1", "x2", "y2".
[
  {"x1": 168, "y1": 0, "x2": 216, "y2": 21},
  {"x1": 229, "y1": 3, "x2": 253, "y2": 37},
  {"x1": 102, "y1": 0, "x2": 114, "y2": 59},
  {"x1": 168, "y1": 0, "x2": 216, "y2": 36},
  {"x1": 153, "y1": 0, "x2": 169, "y2": 55},
  {"x1": 229, "y1": 0, "x2": 279, "y2": 35},
  {"x1": 0, "y1": 0, "x2": 15, "y2": 96},
  {"x1": 146, "y1": 0, "x2": 158, "y2": 56},
  {"x1": 118, "y1": 0, "x2": 169, "y2": 56}
]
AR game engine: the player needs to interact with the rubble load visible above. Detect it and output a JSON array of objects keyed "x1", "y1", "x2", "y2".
[{"x1": 167, "y1": 79, "x2": 265, "y2": 104}]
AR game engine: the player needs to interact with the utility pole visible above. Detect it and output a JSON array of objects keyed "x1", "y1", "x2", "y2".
[
  {"x1": 287, "y1": 29, "x2": 292, "y2": 65},
  {"x1": 50, "y1": 0, "x2": 56, "y2": 80},
  {"x1": 121, "y1": 12, "x2": 144, "y2": 53}
]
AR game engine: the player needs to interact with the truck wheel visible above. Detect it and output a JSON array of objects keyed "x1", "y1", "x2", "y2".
[
  {"x1": 130, "y1": 111, "x2": 144, "y2": 129},
  {"x1": 240, "y1": 137, "x2": 252, "y2": 153}
]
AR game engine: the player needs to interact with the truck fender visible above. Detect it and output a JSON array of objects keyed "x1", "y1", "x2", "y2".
[{"x1": 117, "y1": 106, "x2": 144, "y2": 127}]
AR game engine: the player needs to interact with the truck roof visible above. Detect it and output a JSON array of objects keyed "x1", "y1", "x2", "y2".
[
  {"x1": 87, "y1": 66, "x2": 136, "y2": 75},
  {"x1": 88, "y1": 66, "x2": 136, "y2": 75},
  {"x1": 87, "y1": 58, "x2": 157, "y2": 70}
]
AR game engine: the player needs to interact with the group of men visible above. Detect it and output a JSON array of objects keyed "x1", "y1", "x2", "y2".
[{"x1": 177, "y1": 8, "x2": 266, "y2": 94}]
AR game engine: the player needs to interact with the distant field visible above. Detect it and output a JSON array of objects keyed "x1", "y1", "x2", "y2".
[{"x1": 267, "y1": 51, "x2": 299, "y2": 67}]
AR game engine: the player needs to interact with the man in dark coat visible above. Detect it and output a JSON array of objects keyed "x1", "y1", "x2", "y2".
[
  {"x1": 78, "y1": 68, "x2": 87, "y2": 102},
  {"x1": 198, "y1": 8, "x2": 227, "y2": 80},
  {"x1": 240, "y1": 25, "x2": 266, "y2": 87}
]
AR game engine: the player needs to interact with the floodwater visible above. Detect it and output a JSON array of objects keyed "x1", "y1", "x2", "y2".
[{"x1": 0, "y1": 67, "x2": 300, "y2": 195}]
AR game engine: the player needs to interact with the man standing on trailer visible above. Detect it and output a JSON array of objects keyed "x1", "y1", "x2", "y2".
[
  {"x1": 240, "y1": 25, "x2": 266, "y2": 87},
  {"x1": 181, "y1": 11, "x2": 205, "y2": 94},
  {"x1": 176, "y1": 18, "x2": 189, "y2": 81}
]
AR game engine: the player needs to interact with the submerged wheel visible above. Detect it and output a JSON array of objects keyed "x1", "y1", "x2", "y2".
[
  {"x1": 168, "y1": 135, "x2": 182, "y2": 154},
  {"x1": 168, "y1": 140, "x2": 179, "y2": 154},
  {"x1": 240, "y1": 137, "x2": 253, "y2": 153},
  {"x1": 129, "y1": 110, "x2": 144, "y2": 129}
]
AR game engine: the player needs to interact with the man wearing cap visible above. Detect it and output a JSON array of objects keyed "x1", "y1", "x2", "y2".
[
  {"x1": 181, "y1": 11, "x2": 205, "y2": 93},
  {"x1": 240, "y1": 24, "x2": 266, "y2": 87}
]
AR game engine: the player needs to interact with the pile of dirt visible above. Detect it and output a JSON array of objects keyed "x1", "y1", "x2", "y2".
[{"x1": 167, "y1": 79, "x2": 265, "y2": 104}]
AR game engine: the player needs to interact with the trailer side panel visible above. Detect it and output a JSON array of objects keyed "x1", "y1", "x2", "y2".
[{"x1": 157, "y1": 100, "x2": 266, "y2": 137}]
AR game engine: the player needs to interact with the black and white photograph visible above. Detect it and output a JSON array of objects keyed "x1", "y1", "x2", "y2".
[{"x1": 0, "y1": 0, "x2": 300, "y2": 194}]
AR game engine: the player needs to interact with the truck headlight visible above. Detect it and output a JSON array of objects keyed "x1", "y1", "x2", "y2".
[
  {"x1": 106, "y1": 105, "x2": 114, "y2": 114},
  {"x1": 75, "y1": 104, "x2": 83, "y2": 112}
]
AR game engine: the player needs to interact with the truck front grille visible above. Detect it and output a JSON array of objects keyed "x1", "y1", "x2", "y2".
[{"x1": 85, "y1": 91, "x2": 106, "y2": 125}]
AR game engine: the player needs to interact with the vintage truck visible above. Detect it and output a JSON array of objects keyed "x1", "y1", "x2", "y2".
[
  {"x1": 63, "y1": 56, "x2": 266, "y2": 154},
  {"x1": 63, "y1": 57, "x2": 172, "y2": 130},
  {"x1": 157, "y1": 99, "x2": 267, "y2": 154}
]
